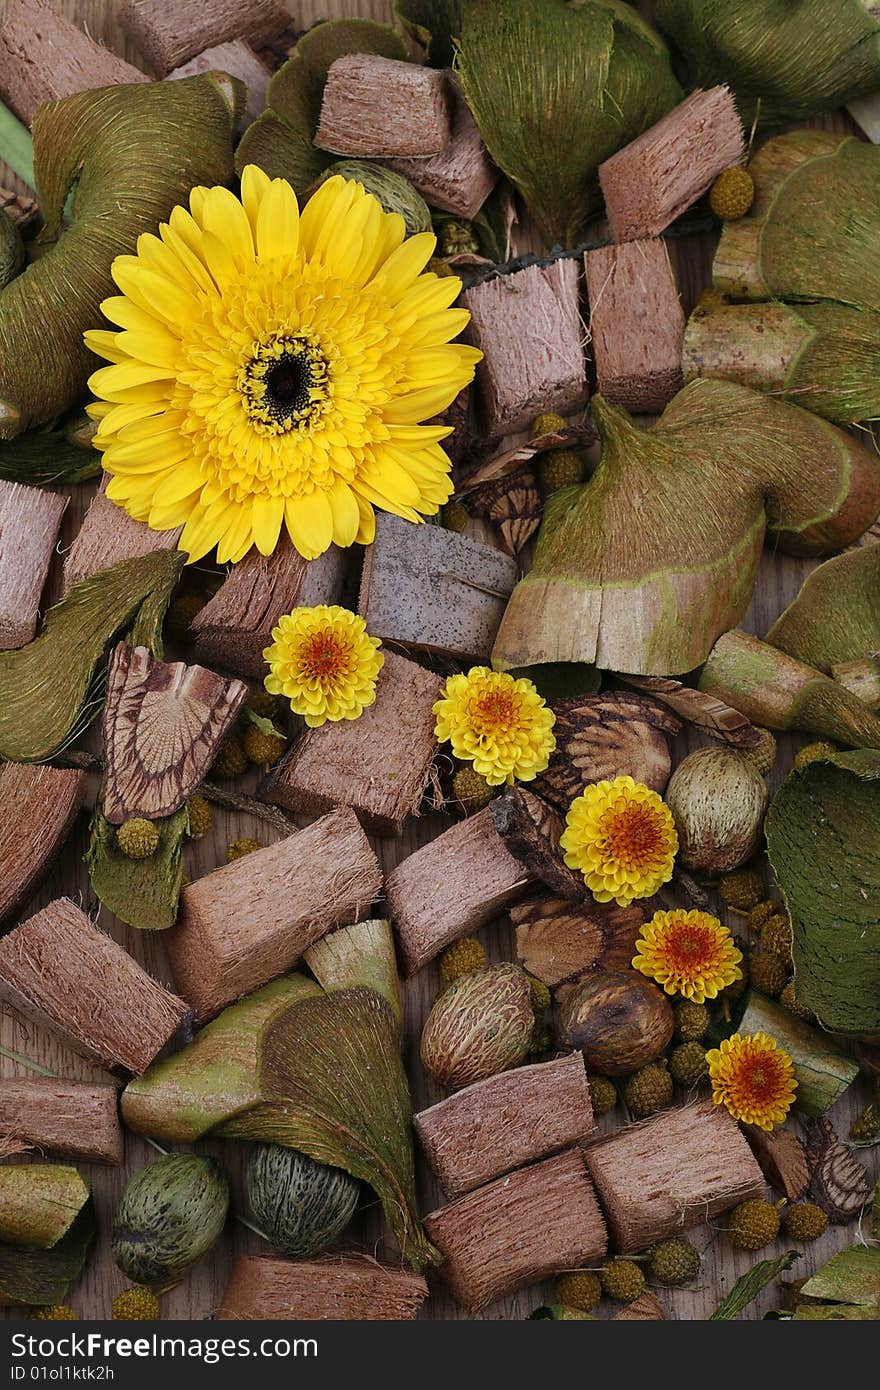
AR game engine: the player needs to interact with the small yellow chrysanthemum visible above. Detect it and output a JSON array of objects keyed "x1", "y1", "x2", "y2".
[
  {"x1": 632, "y1": 908, "x2": 743, "y2": 1004},
  {"x1": 432, "y1": 667, "x2": 556, "y2": 786},
  {"x1": 263, "y1": 604, "x2": 383, "y2": 727},
  {"x1": 705, "y1": 1031, "x2": 797, "y2": 1131},
  {"x1": 84, "y1": 168, "x2": 481, "y2": 564},
  {"x1": 560, "y1": 775, "x2": 677, "y2": 907}
]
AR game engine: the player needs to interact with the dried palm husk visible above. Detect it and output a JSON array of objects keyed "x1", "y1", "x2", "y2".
[
  {"x1": 0, "y1": 1202, "x2": 94, "y2": 1308},
  {"x1": 394, "y1": 0, "x2": 460, "y2": 67},
  {"x1": 805, "y1": 1118, "x2": 873, "y2": 1222},
  {"x1": 655, "y1": 0, "x2": 880, "y2": 127},
  {"x1": 684, "y1": 132, "x2": 880, "y2": 425},
  {"x1": 456, "y1": 0, "x2": 681, "y2": 247},
  {"x1": 0, "y1": 423, "x2": 100, "y2": 488},
  {"x1": 618, "y1": 675, "x2": 761, "y2": 748},
  {"x1": 766, "y1": 545, "x2": 880, "y2": 674},
  {"x1": 533, "y1": 691, "x2": 680, "y2": 807},
  {"x1": 235, "y1": 20, "x2": 407, "y2": 194},
  {"x1": 303, "y1": 919, "x2": 402, "y2": 1027},
  {"x1": 0, "y1": 76, "x2": 240, "y2": 438},
  {"x1": 493, "y1": 381, "x2": 880, "y2": 677},
  {"x1": 766, "y1": 750, "x2": 880, "y2": 1040},
  {"x1": 0, "y1": 1164, "x2": 90, "y2": 1250},
  {"x1": 86, "y1": 806, "x2": 188, "y2": 933},
  {"x1": 0, "y1": 550, "x2": 184, "y2": 763}
]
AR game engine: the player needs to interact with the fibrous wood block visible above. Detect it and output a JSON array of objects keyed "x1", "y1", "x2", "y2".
[
  {"x1": 101, "y1": 643, "x2": 247, "y2": 824},
  {"x1": 0, "y1": 1078, "x2": 122, "y2": 1165},
  {"x1": 119, "y1": 0, "x2": 290, "y2": 76},
  {"x1": 217, "y1": 1254, "x2": 428, "y2": 1321},
  {"x1": 358, "y1": 512, "x2": 517, "y2": 663},
  {"x1": 316, "y1": 54, "x2": 453, "y2": 159},
  {"x1": 0, "y1": 898, "x2": 190, "y2": 1074},
  {"x1": 464, "y1": 260, "x2": 588, "y2": 435},
  {"x1": 424, "y1": 1148, "x2": 607, "y2": 1312},
  {"x1": 167, "y1": 807, "x2": 383, "y2": 1020},
  {"x1": 0, "y1": 0, "x2": 148, "y2": 124},
  {"x1": 585, "y1": 238, "x2": 684, "y2": 413},
  {"x1": 386, "y1": 81, "x2": 498, "y2": 219},
  {"x1": 63, "y1": 479, "x2": 180, "y2": 593},
  {"x1": 415, "y1": 1052, "x2": 594, "y2": 1198},
  {"x1": 385, "y1": 807, "x2": 533, "y2": 976},
  {"x1": 168, "y1": 41, "x2": 271, "y2": 126},
  {"x1": 584, "y1": 1100, "x2": 765, "y2": 1253},
  {"x1": 0, "y1": 480, "x2": 67, "y2": 649},
  {"x1": 192, "y1": 537, "x2": 345, "y2": 682},
  {"x1": 511, "y1": 891, "x2": 646, "y2": 990},
  {"x1": 261, "y1": 649, "x2": 441, "y2": 835},
  {"x1": 0, "y1": 763, "x2": 87, "y2": 928},
  {"x1": 599, "y1": 86, "x2": 745, "y2": 243}
]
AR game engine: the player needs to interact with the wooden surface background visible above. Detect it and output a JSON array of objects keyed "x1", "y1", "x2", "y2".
[{"x1": 1, "y1": 0, "x2": 877, "y2": 1322}]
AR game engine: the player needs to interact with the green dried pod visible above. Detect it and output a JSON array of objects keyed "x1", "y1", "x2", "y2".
[
  {"x1": 766, "y1": 545, "x2": 880, "y2": 675},
  {"x1": 315, "y1": 162, "x2": 432, "y2": 236},
  {"x1": 0, "y1": 1165, "x2": 90, "y2": 1250},
  {"x1": 112, "y1": 1155, "x2": 229, "y2": 1291},
  {"x1": 246, "y1": 1145, "x2": 359, "y2": 1259},
  {"x1": 420, "y1": 963, "x2": 533, "y2": 1089},
  {"x1": 0, "y1": 76, "x2": 240, "y2": 438},
  {"x1": 656, "y1": 0, "x2": 880, "y2": 126},
  {"x1": 0, "y1": 1204, "x2": 95, "y2": 1309},
  {"x1": 456, "y1": 0, "x2": 681, "y2": 246},
  {"x1": 0, "y1": 208, "x2": 23, "y2": 290},
  {"x1": 86, "y1": 805, "x2": 187, "y2": 932},
  {"x1": 0, "y1": 423, "x2": 101, "y2": 488}
]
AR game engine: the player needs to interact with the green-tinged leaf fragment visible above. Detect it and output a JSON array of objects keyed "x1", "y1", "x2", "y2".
[
  {"x1": 0, "y1": 1202, "x2": 95, "y2": 1308},
  {"x1": 86, "y1": 805, "x2": 187, "y2": 932},
  {"x1": 0, "y1": 1165, "x2": 90, "y2": 1250},
  {"x1": 766, "y1": 750, "x2": 880, "y2": 1039},
  {"x1": 0, "y1": 424, "x2": 101, "y2": 487},
  {"x1": 793, "y1": 1304, "x2": 878, "y2": 1320},
  {"x1": 766, "y1": 545, "x2": 880, "y2": 674},
  {"x1": 799, "y1": 1247, "x2": 880, "y2": 1309},
  {"x1": 395, "y1": 1, "x2": 461, "y2": 66},
  {"x1": 0, "y1": 550, "x2": 184, "y2": 763},
  {"x1": 303, "y1": 920, "x2": 402, "y2": 1027},
  {"x1": 709, "y1": 1251, "x2": 800, "y2": 1320},
  {"x1": 457, "y1": 0, "x2": 681, "y2": 247}
]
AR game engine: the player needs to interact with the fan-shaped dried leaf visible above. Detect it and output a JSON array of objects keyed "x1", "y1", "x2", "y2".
[
  {"x1": 534, "y1": 692, "x2": 679, "y2": 810},
  {"x1": 466, "y1": 465, "x2": 541, "y2": 556},
  {"x1": 806, "y1": 1117, "x2": 872, "y2": 1223},
  {"x1": 620, "y1": 674, "x2": 761, "y2": 747}
]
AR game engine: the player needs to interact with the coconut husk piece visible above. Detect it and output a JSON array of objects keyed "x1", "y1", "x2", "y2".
[
  {"x1": 0, "y1": 479, "x2": 67, "y2": 648},
  {"x1": 169, "y1": 42, "x2": 271, "y2": 127},
  {"x1": 101, "y1": 643, "x2": 248, "y2": 823},
  {"x1": 0, "y1": 1078, "x2": 122, "y2": 1166},
  {"x1": 766, "y1": 545, "x2": 880, "y2": 674},
  {"x1": 0, "y1": 1164, "x2": 90, "y2": 1250},
  {"x1": 119, "y1": 0, "x2": 289, "y2": 76},
  {"x1": 805, "y1": 1117, "x2": 873, "y2": 1223},
  {"x1": 0, "y1": 1201, "x2": 95, "y2": 1309},
  {"x1": 534, "y1": 691, "x2": 679, "y2": 810},
  {"x1": 303, "y1": 920, "x2": 402, "y2": 1029},
  {"x1": 493, "y1": 382, "x2": 880, "y2": 677},
  {"x1": 0, "y1": 763, "x2": 87, "y2": 928},
  {"x1": 0, "y1": 548, "x2": 184, "y2": 764},
  {"x1": 743, "y1": 1124, "x2": 809, "y2": 1201},
  {"x1": 63, "y1": 476, "x2": 181, "y2": 592},
  {"x1": 87, "y1": 804, "x2": 188, "y2": 933},
  {"x1": 385, "y1": 79, "x2": 498, "y2": 220},
  {"x1": 217, "y1": 1253, "x2": 428, "y2": 1321},
  {"x1": 619, "y1": 673, "x2": 762, "y2": 748},
  {"x1": 511, "y1": 890, "x2": 646, "y2": 990},
  {"x1": 489, "y1": 785, "x2": 587, "y2": 901},
  {"x1": 0, "y1": 75, "x2": 240, "y2": 438},
  {"x1": 584, "y1": 237, "x2": 684, "y2": 412}
]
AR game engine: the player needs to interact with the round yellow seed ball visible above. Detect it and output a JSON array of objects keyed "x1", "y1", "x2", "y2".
[{"x1": 709, "y1": 166, "x2": 755, "y2": 220}]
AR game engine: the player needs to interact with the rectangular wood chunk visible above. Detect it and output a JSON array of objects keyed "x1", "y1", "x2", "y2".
[
  {"x1": 0, "y1": 898, "x2": 190, "y2": 1074},
  {"x1": 63, "y1": 478, "x2": 180, "y2": 593},
  {"x1": 424, "y1": 1148, "x2": 608, "y2": 1311},
  {"x1": 0, "y1": 479, "x2": 67, "y2": 648},
  {"x1": 169, "y1": 41, "x2": 271, "y2": 126},
  {"x1": 585, "y1": 238, "x2": 684, "y2": 413},
  {"x1": 316, "y1": 54, "x2": 452, "y2": 158},
  {"x1": 0, "y1": 763, "x2": 87, "y2": 927},
  {"x1": 217, "y1": 1254, "x2": 428, "y2": 1321},
  {"x1": 167, "y1": 806, "x2": 383, "y2": 1020},
  {"x1": 0, "y1": 1077, "x2": 123, "y2": 1165},
  {"x1": 261, "y1": 649, "x2": 441, "y2": 835},
  {"x1": 415, "y1": 1052, "x2": 594, "y2": 1198},
  {"x1": 386, "y1": 81, "x2": 498, "y2": 219},
  {"x1": 584, "y1": 1100, "x2": 765, "y2": 1253},
  {"x1": 464, "y1": 260, "x2": 588, "y2": 435},
  {"x1": 358, "y1": 512, "x2": 517, "y2": 663},
  {"x1": 599, "y1": 86, "x2": 745, "y2": 242},
  {"x1": 192, "y1": 537, "x2": 345, "y2": 681},
  {"x1": 385, "y1": 807, "x2": 533, "y2": 976},
  {"x1": 119, "y1": 0, "x2": 290, "y2": 75}
]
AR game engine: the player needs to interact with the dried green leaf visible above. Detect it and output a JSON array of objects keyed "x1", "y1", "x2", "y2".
[
  {"x1": 766, "y1": 545, "x2": 880, "y2": 673},
  {"x1": 0, "y1": 425, "x2": 101, "y2": 488},
  {"x1": 0, "y1": 1201, "x2": 95, "y2": 1308},
  {"x1": 86, "y1": 805, "x2": 188, "y2": 933},
  {"x1": 394, "y1": 1, "x2": 461, "y2": 66},
  {"x1": 766, "y1": 750, "x2": 880, "y2": 1039},
  {"x1": 456, "y1": 0, "x2": 681, "y2": 246},
  {"x1": 709, "y1": 1251, "x2": 800, "y2": 1320},
  {"x1": 800, "y1": 1247, "x2": 880, "y2": 1309},
  {"x1": 0, "y1": 550, "x2": 185, "y2": 764},
  {"x1": 303, "y1": 920, "x2": 402, "y2": 1028},
  {"x1": 0, "y1": 1164, "x2": 90, "y2": 1249}
]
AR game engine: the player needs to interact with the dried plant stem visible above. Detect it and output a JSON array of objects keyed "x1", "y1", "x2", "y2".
[{"x1": 0, "y1": 100, "x2": 34, "y2": 190}]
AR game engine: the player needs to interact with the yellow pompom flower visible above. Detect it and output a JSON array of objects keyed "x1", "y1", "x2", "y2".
[
  {"x1": 705, "y1": 1031, "x2": 797, "y2": 1131},
  {"x1": 263, "y1": 604, "x2": 383, "y2": 727},
  {"x1": 560, "y1": 776, "x2": 677, "y2": 907},
  {"x1": 632, "y1": 908, "x2": 743, "y2": 1004},
  {"x1": 432, "y1": 667, "x2": 556, "y2": 786},
  {"x1": 84, "y1": 167, "x2": 481, "y2": 565}
]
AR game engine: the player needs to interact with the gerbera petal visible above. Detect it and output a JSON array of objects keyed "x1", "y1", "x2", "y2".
[
  {"x1": 200, "y1": 184, "x2": 255, "y2": 269},
  {"x1": 326, "y1": 479, "x2": 361, "y2": 549},
  {"x1": 284, "y1": 489, "x2": 334, "y2": 560},
  {"x1": 255, "y1": 178, "x2": 300, "y2": 263},
  {"x1": 369, "y1": 233, "x2": 437, "y2": 297},
  {"x1": 240, "y1": 164, "x2": 272, "y2": 238},
  {"x1": 383, "y1": 382, "x2": 465, "y2": 424},
  {"x1": 251, "y1": 493, "x2": 285, "y2": 555}
]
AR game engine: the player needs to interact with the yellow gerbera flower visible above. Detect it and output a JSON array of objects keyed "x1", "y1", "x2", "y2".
[
  {"x1": 84, "y1": 167, "x2": 481, "y2": 564},
  {"x1": 705, "y1": 1031, "x2": 797, "y2": 1131},
  {"x1": 432, "y1": 667, "x2": 556, "y2": 786},
  {"x1": 632, "y1": 908, "x2": 743, "y2": 1004},
  {"x1": 263, "y1": 605, "x2": 383, "y2": 727},
  {"x1": 560, "y1": 775, "x2": 677, "y2": 907}
]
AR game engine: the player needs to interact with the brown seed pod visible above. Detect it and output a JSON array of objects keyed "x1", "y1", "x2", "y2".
[
  {"x1": 556, "y1": 970, "x2": 673, "y2": 1075},
  {"x1": 664, "y1": 747, "x2": 768, "y2": 874},
  {"x1": 420, "y1": 963, "x2": 534, "y2": 1090}
]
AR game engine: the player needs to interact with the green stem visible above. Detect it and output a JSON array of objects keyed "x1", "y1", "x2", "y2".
[
  {"x1": 0, "y1": 1043, "x2": 56, "y2": 1077},
  {"x1": 0, "y1": 100, "x2": 35, "y2": 192}
]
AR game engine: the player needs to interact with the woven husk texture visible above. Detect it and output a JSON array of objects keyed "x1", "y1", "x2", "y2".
[
  {"x1": 217, "y1": 1253, "x2": 428, "y2": 1320},
  {"x1": 0, "y1": 763, "x2": 87, "y2": 927}
]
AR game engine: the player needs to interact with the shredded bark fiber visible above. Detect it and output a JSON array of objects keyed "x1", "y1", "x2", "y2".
[
  {"x1": 0, "y1": 1078, "x2": 122, "y2": 1165},
  {"x1": 585, "y1": 238, "x2": 684, "y2": 412},
  {"x1": 0, "y1": 898, "x2": 190, "y2": 1073},
  {"x1": 415, "y1": 1052, "x2": 594, "y2": 1198},
  {"x1": 119, "y1": 0, "x2": 290, "y2": 75},
  {"x1": 217, "y1": 1253, "x2": 428, "y2": 1320},
  {"x1": 424, "y1": 1147, "x2": 607, "y2": 1311},
  {"x1": 0, "y1": 479, "x2": 67, "y2": 649},
  {"x1": 316, "y1": 54, "x2": 453, "y2": 158},
  {"x1": 0, "y1": 763, "x2": 87, "y2": 928},
  {"x1": 63, "y1": 478, "x2": 181, "y2": 593},
  {"x1": 511, "y1": 891, "x2": 646, "y2": 989},
  {"x1": 385, "y1": 80, "x2": 498, "y2": 219}
]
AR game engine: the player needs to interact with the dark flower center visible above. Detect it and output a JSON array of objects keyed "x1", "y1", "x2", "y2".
[{"x1": 239, "y1": 334, "x2": 332, "y2": 435}]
